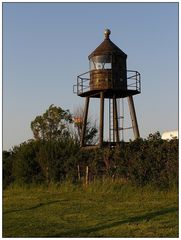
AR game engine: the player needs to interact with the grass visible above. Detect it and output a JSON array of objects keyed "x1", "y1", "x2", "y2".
[{"x1": 3, "y1": 180, "x2": 179, "y2": 237}]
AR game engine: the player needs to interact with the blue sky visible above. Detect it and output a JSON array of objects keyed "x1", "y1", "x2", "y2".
[{"x1": 3, "y1": 3, "x2": 178, "y2": 150}]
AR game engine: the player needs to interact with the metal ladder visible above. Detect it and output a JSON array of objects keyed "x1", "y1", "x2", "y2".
[
  {"x1": 117, "y1": 98, "x2": 124, "y2": 142},
  {"x1": 109, "y1": 98, "x2": 114, "y2": 142},
  {"x1": 109, "y1": 98, "x2": 124, "y2": 142},
  {"x1": 109, "y1": 98, "x2": 133, "y2": 143}
]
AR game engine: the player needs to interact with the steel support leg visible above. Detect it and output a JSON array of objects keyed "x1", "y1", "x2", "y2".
[
  {"x1": 127, "y1": 95, "x2": 140, "y2": 139},
  {"x1": 109, "y1": 99, "x2": 111, "y2": 142},
  {"x1": 81, "y1": 96, "x2": 90, "y2": 147},
  {"x1": 112, "y1": 98, "x2": 115, "y2": 142},
  {"x1": 99, "y1": 92, "x2": 104, "y2": 147},
  {"x1": 113, "y1": 95, "x2": 120, "y2": 143}
]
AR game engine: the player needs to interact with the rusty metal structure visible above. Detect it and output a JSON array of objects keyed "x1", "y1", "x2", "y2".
[{"x1": 73, "y1": 29, "x2": 141, "y2": 148}]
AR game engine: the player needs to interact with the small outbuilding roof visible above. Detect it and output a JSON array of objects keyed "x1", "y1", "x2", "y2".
[{"x1": 162, "y1": 130, "x2": 178, "y2": 140}]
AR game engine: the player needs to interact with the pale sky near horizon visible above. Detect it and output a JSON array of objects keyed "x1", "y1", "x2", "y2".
[{"x1": 3, "y1": 2, "x2": 178, "y2": 150}]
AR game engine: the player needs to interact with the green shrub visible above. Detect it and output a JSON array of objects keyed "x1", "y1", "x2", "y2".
[
  {"x1": 3, "y1": 132, "x2": 178, "y2": 189},
  {"x1": 3, "y1": 151, "x2": 14, "y2": 188},
  {"x1": 12, "y1": 141, "x2": 44, "y2": 184}
]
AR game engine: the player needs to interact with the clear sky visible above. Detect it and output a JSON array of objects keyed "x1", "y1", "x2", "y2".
[{"x1": 3, "y1": 2, "x2": 178, "y2": 150}]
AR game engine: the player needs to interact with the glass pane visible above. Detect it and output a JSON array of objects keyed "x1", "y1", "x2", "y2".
[
  {"x1": 90, "y1": 60, "x2": 96, "y2": 70},
  {"x1": 90, "y1": 55, "x2": 111, "y2": 70},
  {"x1": 104, "y1": 63, "x2": 111, "y2": 69},
  {"x1": 95, "y1": 62, "x2": 104, "y2": 69}
]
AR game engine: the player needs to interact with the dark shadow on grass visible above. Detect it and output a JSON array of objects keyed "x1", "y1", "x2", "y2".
[
  {"x1": 3, "y1": 199, "x2": 68, "y2": 214},
  {"x1": 44, "y1": 206, "x2": 178, "y2": 237}
]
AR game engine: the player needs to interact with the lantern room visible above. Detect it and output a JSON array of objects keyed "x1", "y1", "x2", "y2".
[{"x1": 74, "y1": 29, "x2": 141, "y2": 99}]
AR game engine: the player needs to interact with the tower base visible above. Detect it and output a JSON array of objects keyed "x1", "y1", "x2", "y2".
[{"x1": 80, "y1": 92, "x2": 140, "y2": 149}]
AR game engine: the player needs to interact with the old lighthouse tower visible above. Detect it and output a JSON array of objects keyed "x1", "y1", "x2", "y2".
[{"x1": 74, "y1": 29, "x2": 141, "y2": 148}]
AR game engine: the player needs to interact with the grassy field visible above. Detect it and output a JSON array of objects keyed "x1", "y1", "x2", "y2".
[{"x1": 3, "y1": 180, "x2": 178, "y2": 237}]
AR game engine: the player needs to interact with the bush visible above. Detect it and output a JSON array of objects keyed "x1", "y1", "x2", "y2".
[
  {"x1": 12, "y1": 141, "x2": 44, "y2": 184},
  {"x1": 110, "y1": 134, "x2": 178, "y2": 189},
  {"x1": 3, "y1": 151, "x2": 14, "y2": 188},
  {"x1": 3, "y1": 132, "x2": 178, "y2": 189}
]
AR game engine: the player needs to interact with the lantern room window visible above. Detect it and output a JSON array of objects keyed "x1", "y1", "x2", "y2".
[{"x1": 90, "y1": 55, "x2": 112, "y2": 70}]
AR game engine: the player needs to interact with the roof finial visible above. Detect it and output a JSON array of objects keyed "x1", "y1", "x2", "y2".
[{"x1": 104, "y1": 29, "x2": 111, "y2": 40}]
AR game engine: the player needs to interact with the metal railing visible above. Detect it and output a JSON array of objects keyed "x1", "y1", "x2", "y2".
[
  {"x1": 73, "y1": 70, "x2": 141, "y2": 95},
  {"x1": 73, "y1": 71, "x2": 90, "y2": 95},
  {"x1": 127, "y1": 70, "x2": 141, "y2": 92}
]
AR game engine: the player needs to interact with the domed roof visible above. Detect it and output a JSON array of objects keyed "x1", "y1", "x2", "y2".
[{"x1": 88, "y1": 29, "x2": 127, "y2": 59}]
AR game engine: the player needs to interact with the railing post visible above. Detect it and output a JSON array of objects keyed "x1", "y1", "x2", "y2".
[
  {"x1": 81, "y1": 78, "x2": 83, "y2": 93},
  {"x1": 77, "y1": 76, "x2": 79, "y2": 95}
]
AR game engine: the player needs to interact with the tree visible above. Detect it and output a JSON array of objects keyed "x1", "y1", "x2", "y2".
[
  {"x1": 72, "y1": 105, "x2": 98, "y2": 145},
  {"x1": 31, "y1": 104, "x2": 73, "y2": 141}
]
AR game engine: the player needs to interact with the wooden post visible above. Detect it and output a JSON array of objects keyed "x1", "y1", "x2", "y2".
[
  {"x1": 77, "y1": 164, "x2": 81, "y2": 181},
  {"x1": 85, "y1": 166, "x2": 89, "y2": 186},
  {"x1": 46, "y1": 166, "x2": 49, "y2": 184}
]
